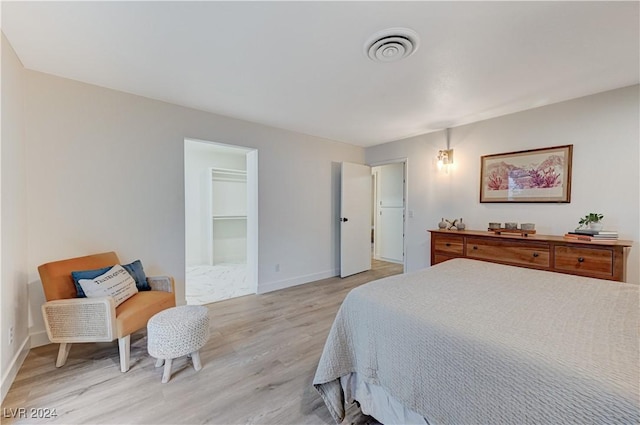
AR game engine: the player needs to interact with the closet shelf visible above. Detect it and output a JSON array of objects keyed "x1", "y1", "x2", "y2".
[
  {"x1": 211, "y1": 167, "x2": 246, "y2": 174},
  {"x1": 211, "y1": 168, "x2": 247, "y2": 182},
  {"x1": 212, "y1": 215, "x2": 247, "y2": 220}
]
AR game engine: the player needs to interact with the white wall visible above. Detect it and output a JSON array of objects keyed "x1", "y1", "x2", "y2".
[
  {"x1": 366, "y1": 85, "x2": 640, "y2": 284},
  {"x1": 184, "y1": 140, "x2": 248, "y2": 266},
  {"x1": 0, "y1": 33, "x2": 29, "y2": 401},
  {"x1": 24, "y1": 70, "x2": 364, "y2": 343}
]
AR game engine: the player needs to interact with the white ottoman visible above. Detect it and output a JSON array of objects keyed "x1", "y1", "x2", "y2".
[{"x1": 147, "y1": 305, "x2": 210, "y2": 383}]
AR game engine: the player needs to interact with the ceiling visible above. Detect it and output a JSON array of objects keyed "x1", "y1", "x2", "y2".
[{"x1": 2, "y1": 1, "x2": 639, "y2": 147}]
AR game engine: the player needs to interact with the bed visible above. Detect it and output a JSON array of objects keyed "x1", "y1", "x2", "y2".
[{"x1": 313, "y1": 258, "x2": 639, "y2": 424}]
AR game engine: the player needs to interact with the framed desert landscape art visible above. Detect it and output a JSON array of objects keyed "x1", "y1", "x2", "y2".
[{"x1": 480, "y1": 145, "x2": 573, "y2": 203}]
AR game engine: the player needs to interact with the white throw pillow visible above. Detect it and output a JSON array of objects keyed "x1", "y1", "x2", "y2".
[{"x1": 79, "y1": 264, "x2": 138, "y2": 307}]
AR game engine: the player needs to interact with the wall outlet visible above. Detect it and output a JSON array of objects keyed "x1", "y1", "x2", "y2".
[{"x1": 9, "y1": 326, "x2": 14, "y2": 345}]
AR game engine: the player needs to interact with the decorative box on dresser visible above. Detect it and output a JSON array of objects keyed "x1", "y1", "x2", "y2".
[{"x1": 429, "y1": 229, "x2": 633, "y2": 282}]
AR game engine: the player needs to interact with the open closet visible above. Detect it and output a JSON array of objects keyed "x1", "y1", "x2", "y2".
[
  {"x1": 210, "y1": 167, "x2": 247, "y2": 265},
  {"x1": 184, "y1": 139, "x2": 257, "y2": 305}
]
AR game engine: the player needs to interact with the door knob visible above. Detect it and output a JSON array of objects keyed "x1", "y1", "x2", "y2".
[{"x1": 340, "y1": 217, "x2": 349, "y2": 222}]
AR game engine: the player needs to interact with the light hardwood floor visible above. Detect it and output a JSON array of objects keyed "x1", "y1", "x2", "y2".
[{"x1": 2, "y1": 260, "x2": 403, "y2": 425}]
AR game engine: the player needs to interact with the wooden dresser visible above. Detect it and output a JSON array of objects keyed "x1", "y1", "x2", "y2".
[{"x1": 429, "y1": 229, "x2": 633, "y2": 282}]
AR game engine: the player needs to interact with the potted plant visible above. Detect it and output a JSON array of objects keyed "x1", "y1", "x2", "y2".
[{"x1": 578, "y1": 213, "x2": 604, "y2": 230}]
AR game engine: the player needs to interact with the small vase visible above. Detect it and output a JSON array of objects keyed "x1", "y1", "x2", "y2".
[
  {"x1": 438, "y1": 218, "x2": 447, "y2": 229},
  {"x1": 589, "y1": 222, "x2": 604, "y2": 231},
  {"x1": 456, "y1": 219, "x2": 465, "y2": 231}
]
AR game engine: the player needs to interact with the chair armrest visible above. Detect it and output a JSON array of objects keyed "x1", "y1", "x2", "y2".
[
  {"x1": 146, "y1": 276, "x2": 175, "y2": 294},
  {"x1": 41, "y1": 297, "x2": 116, "y2": 343}
]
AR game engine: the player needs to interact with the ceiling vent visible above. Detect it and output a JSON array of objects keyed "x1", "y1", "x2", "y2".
[{"x1": 364, "y1": 28, "x2": 420, "y2": 63}]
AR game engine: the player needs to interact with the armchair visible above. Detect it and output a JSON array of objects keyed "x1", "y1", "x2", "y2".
[{"x1": 38, "y1": 252, "x2": 176, "y2": 372}]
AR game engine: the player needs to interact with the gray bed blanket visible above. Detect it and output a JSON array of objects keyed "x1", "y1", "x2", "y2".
[{"x1": 313, "y1": 259, "x2": 639, "y2": 424}]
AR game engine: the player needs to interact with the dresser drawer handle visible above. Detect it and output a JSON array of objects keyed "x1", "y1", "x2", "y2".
[
  {"x1": 532, "y1": 252, "x2": 539, "y2": 258},
  {"x1": 445, "y1": 243, "x2": 451, "y2": 247},
  {"x1": 578, "y1": 257, "x2": 585, "y2": 263},
  {"x1": 472, "y1": 246, "x2": 478, "y2": 250}
]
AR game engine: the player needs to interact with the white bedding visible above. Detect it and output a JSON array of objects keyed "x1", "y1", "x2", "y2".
[
  {"x1": 341, "y1": 372, "x2": 428, "y2": 424},
  {"x1": 314, "y1": 258, "x2": 639, "y2": 424}
]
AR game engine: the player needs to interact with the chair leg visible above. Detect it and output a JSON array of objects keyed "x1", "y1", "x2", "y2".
[
  {"x1": 55, "y1": 343, "x2": 72, "y2": 367},
  {"x1": 191, "y1": 351, "x2": 202, "y2": 372},
  {"x1": 161, "y1": 358, "x2": 173, "y2": 383},
  {"x1": 155, "y1": 358, "x2": 164, "y2": 368},
  {"x1": 118, "y1": 335, "x2": 131, "y2": 373}
]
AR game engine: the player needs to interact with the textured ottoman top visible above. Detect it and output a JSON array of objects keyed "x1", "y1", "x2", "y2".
[{"x1": 149, "y1": 305, "x2": 208, "y2": 327}]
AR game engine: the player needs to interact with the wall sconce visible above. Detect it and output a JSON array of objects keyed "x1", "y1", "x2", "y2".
[
  {"x1": 437, "y1": 128, "x2": 454, "y2": 172},
  {"x1": 437, "y1": 149, "x2": 453, "y2": 170}
]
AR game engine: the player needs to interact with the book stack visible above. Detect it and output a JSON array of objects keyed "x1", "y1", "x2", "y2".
[{"x1": 564, "y1": 229, "x2": 619, "y2": 241}]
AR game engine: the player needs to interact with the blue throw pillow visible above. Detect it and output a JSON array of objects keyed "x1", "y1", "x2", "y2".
[
  {"x1": 122, "y1": 260, "x2": 151, "y2": 292},
  {"x1": 71, "y1": 259, "x2": 150, "y2": 297}
]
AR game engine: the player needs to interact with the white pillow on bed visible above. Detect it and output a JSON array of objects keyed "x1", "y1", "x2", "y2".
[{"x1": 78, "y1": 264, "x2": 138, "y2": 307}]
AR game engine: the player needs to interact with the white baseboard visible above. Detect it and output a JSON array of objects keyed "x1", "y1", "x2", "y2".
[
  {"x1": 29, "y1": 329, "x2": 51, "y2": 348},
  {"x1": 1, "y1": 335, "x2": 30, "y2": 403},
  {"x1": 373, "y1": 255, "x2": 403, "y2": 265},
  {"x1": 258, "y1": 269, "x2": 339, "y2": 294}
]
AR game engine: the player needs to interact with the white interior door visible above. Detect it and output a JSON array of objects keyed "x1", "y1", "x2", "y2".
[
  {"x1": 340, "y1": 162, "x2": 372, "y2": 277},
  {"x1": 379, "y1": 208, "x2": 404, "y2": 262}
]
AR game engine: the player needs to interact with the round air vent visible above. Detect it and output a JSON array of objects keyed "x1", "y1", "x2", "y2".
[{"x1": 364, "y1": 28, "x2": 420, "y2": 63}]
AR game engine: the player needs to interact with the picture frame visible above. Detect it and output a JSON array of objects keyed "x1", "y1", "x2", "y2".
[{"x1": 480, "y1": 144, "x2": 573, "y2": 203}]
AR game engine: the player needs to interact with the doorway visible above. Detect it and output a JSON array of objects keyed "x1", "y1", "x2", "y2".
[
  {"x1": 371, "y1": 161, "x2": 406, "y2": 271},
  {"x1": 184, "y1": 139, "x2": 258, "y2": 305}
]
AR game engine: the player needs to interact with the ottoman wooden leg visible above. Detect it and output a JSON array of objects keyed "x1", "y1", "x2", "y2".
[
  {"x1": 191, "y1": 351, "x2": 202, "y2": 372},
  {"x1": 161, "y1": 358, "x2": 173, "y2": 383}
]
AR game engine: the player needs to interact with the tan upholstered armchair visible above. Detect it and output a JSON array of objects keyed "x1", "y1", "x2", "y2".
[{"x1": 38, "y1": 252, "x2": 176, "y2": 372}]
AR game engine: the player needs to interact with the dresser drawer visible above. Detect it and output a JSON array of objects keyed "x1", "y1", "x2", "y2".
[
  {"x1": 554, "y1": 246, "x2": 613, "y2": 278},
  {"x1": 466, "y1": 238, "x2": 550, "y2": 267},
  {"x1": 433, "y1": 234, "x2": 464, "y2": 255},
  {"x1": 433, "y1": 254, "x2": 458, "y2": 264}
]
